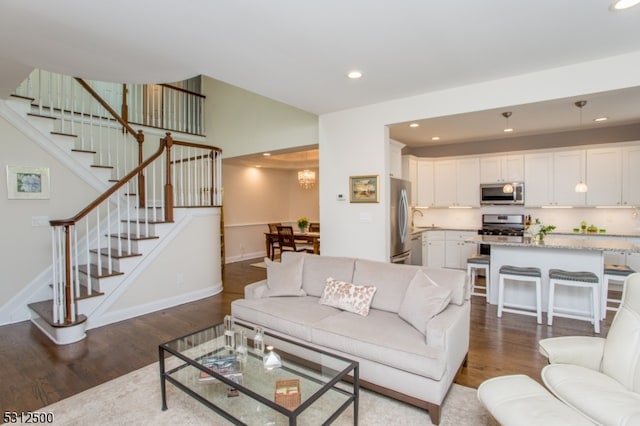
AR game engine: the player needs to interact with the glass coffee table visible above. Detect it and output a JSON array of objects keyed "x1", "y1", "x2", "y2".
[{"x1": 159, "y1": 320, "x2": 359, "y2": 425}]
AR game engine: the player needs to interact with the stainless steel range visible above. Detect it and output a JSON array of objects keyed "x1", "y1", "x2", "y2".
[{"x1": 478, "y1": 214, "x2": 525, "y2": 254}]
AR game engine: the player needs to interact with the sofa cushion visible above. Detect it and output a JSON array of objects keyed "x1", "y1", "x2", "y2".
[
  {"x1": 399, "y1": 270, "x2": 452, "y2": 335},
  {"x1": 542, "y1": 363, "x2": 640, "y2": 425},
  {"x1": 301, "y1": 254, "x2": 356, "y2": 297},
  {"x1": 421, "y1": 267, "x2": 468, "y2": 305},
  {"x1": 311, "y1": 309, "x2": 446, "y2": 380},
  {"x1": 352, "y1": 259, "x2": 420, "y2": 313},
  {"x1": 264, "y1": 256, "x2": 306, "y2": 297},
  {"x1": 231, "y1": 296, "x2": 340, "y2": 342},
  {"x1": 319, "y1": 278, "x2": 377, "y2": 316}
]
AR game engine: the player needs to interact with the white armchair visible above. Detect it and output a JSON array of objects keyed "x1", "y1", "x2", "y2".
[{"x1": 538, "y1": 272, "x2": 640, "y2": 426}]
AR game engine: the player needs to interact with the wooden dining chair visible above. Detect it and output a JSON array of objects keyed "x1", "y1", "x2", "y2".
[
  {"x1": 267, "y1": 223, "x2": 281, "y2": 260},
  {"x1": 277, "y1": 226, "x2": 313, "y2": 255},
  {"x1": 308, "y1": 222, "x2": 320, "y2": 233}
]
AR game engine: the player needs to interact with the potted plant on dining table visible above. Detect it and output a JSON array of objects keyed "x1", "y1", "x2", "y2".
[{"x1": 297, "y1": 217, "x2": 309, "y2": 234}]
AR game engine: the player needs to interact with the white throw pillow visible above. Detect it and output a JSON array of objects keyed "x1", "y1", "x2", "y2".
[
  {"x1": 319, "y1": 278, "x2": 377, "y2": 316},
  {"x1": 264, "y1": 256, "x2": 306, "y2": 297},
  {"x1": 399, "y1": 269, "x2": 452, "y2": 335}
]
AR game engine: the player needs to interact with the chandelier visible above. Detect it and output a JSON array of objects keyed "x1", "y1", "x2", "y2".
[{"x1": 298, "y1": 169, "x2": 316, "y2": 189}]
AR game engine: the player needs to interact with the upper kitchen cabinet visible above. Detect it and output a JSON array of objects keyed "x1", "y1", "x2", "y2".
[
  {"x1": 402, "y1": 156, "x2": 435, "y2": 207},
  {"x1": 587, "y1": 145, "x2": 640, "y2": 206},
  {"x1": 434, "y1": 158, "x2": 480, "y2": 207},
  {"x1": 389, "y1": 139, "x2": 405, "y2": 178},
  {"x1": 525, "y1": 149, "x2": 586, "y2": 207},
  {"x1": 479, "y1": 154, "x2": 524, "y2": 183}
]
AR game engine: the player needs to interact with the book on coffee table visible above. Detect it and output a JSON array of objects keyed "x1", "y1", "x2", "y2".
[{"x1": 199, "y1": 355, "x2": 242, "y2": 384}]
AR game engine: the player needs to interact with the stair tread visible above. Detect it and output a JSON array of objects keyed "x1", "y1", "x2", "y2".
[
  {"x1": 10, "y1": 94, "x2": 35, "y2": 101},
  {"x1": 91, "y1": 164, "x2": 114, "y2": 169},
  {"x1": 27, "y1": 112, "x2": 56, "y2": 120},
  {"x1": 28, "y1": 300, "x2": 88, "y2": 328},
  {"x1": 122, "y1": 220, "x2": 169, "y2": 225},
  {"x1": 51, "y1": 131, "x2": 77, "y2": 138},
  {"x1": 71, "y1": 148, "x2": 97, "y2": 154},
  {"x1": 78, "y1": 264, "x2": 124, "y2": 278},
  {"x1": 89, "y1": 248, "x2": 142, "y2": 258},
  {"x1": 111, "y1": 233, "x2": 159, "y2": 241}
]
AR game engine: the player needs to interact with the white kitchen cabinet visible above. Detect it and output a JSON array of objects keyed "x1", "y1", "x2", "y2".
[
  {"x1": 389, "y1": 140, "x2": 404, "y2": 178},
  {"x1": 622, "y1": 145, "x2": 640, "y2": 206},
  {"x1": 434, "y1": 158, "x2": 480, "y2": 207},
  {"x1": 585, "y1": 145, "x2": 640, "y2": 207},
  {"x1": 586, "y1": 147, "x2": 622, "y2": 206},
  {"x1": 524, "y1": 149, "x2": 586, "y2": 207},
  {"x1": 424, "y1": 231, "x2": 445, "y2": 268},
  {"x1": 402, "y1": 155, "x2": 417, "y2": 206},
  {"x1": 444, "y1": 231, "x2": 477, "y2": 269},
  {"x1": 402, "y1": 156, "x2": 435, "y2": 207},
  {"x1": 480, "y1": 154, "x2": 524, "y2": 183}
]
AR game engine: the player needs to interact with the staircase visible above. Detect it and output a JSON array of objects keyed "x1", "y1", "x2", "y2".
[{"x1": 2, "y1": 71, "x2": 222, "y2": 345}]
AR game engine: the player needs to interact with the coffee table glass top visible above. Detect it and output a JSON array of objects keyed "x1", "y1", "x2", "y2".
[{"x1": 159, "y1": 320, "x2": 359, "y2": 425}]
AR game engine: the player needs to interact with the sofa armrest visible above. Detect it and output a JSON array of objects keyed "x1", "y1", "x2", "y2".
[
  {"x1": 244, "y1": 280, "x2": 268, "y2": 299},
  {"x1": 426, "y1": 301, "x2": 470, "y2": 356},
  {"x1": 538, "y1": 336, "x2": 606, "y2": 371}
]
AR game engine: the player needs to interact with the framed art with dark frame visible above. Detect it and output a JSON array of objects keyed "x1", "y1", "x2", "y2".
[
  {"x1": 6, "y1": 165, "x2": 50, "y2": 200},
  {"x1": 349, "y1": 175, "x2": 379, "y2": 203}
]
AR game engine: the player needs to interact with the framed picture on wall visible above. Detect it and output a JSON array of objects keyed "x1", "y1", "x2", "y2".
[
  {"x1": 349, "y1": 175, "x2": 379, "y2": 203},
  {"x1": 6, "y1": 165, "x2": 50, "y2": 200}
]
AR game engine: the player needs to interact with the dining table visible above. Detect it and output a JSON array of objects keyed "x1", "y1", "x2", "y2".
[{"x1": 265, "y1": 231, "x2": 321, "y2": 256}]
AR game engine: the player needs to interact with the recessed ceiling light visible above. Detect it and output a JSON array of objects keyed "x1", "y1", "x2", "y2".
[
  {"x1": 503, "y1": 128, "x2": 514, "y2": 133},
  {"x1": 431, "y1": 136, "x2": 440, "y2": 141},
  {"x1": 263, "y1": 152, "x2": 271, "y2": 156},
  {"x1": 594, "y1": 116, "x2": 609, "y2": 122},
  {"x1": 611, "y1": 0, "x2": 640, "y2": 10},
  {"x1": 347, "y1": 70, "x2": 363, "y2": 79},
  {"x1": 409, "y1": 123, "x2": 419, "y2": 128}
]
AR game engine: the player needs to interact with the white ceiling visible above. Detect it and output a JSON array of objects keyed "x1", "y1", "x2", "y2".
[{"x1": 2, "y1": 1, "x2": 640, "y2": 162}]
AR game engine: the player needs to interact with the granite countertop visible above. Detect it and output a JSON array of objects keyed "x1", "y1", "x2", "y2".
[
  {"x1": 552, "y1": 230, "x2": 640, "y2": 238},
  {"x1": 411, "y1": 227, "x2": 478, "y2": 235},
  {"x1": 466, "y1": 234, "x2": 640, "y2": 253}
]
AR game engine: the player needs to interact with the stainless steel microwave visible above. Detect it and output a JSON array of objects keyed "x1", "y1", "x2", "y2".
[{"x1": 480, "y1": 183, "x2": 524, "y2": 205}]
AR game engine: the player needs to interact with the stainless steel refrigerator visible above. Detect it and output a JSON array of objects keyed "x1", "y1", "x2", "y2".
[{"x1": 390, "y1": 177, "x2": 411, "y2": 263}]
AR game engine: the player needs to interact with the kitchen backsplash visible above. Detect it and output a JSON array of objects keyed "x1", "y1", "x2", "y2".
[{"x1": 413, "y1": 205, "x2": 640, "y2": 234}]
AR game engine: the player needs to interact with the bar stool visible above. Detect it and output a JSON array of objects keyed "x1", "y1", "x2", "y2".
[
  {"x1": 602, "y1": 264, "x2": 635, "y2": 318},
  {"x1": 548, "y1": 269, "x2": 600, "y2": 334},
  {"x1": 467, "y1": 255, "x2": 490, "y2": 300},
  {"x1": 498, "y1": 265, "x2": 542, "y2": 324}
]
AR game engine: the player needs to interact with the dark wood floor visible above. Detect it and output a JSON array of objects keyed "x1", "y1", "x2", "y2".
[{"x1": 0, "y1": 258, "x2": 614, "y2": 415}]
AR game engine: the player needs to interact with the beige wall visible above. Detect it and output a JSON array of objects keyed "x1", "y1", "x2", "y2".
[
  {"x1": 222, "y1": 162, "x2": 319, "y2": 261},
  {"x1": 0, "y1": 115, "x2": 99, "y2": 305},
  {"x1": 203, "y1": 77, "x2": 318, "y2": 159}
]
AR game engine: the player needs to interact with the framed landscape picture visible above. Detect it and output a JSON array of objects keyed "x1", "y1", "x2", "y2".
[
  {"x1": 6, "y1": 166, "x2": 50, "y2": 200},
  {"x1": 349, "y1": 175, "x2": 379, "y2": 203}
]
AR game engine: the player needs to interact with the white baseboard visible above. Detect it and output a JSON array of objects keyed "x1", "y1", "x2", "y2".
[{"x1": 226, "y1": 250, "x2": 266, "y2": 264}]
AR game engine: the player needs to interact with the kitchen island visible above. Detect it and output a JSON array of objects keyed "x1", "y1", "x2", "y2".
[{"x1": 466, "y1": 235, "x2": 640, "y2": 317}]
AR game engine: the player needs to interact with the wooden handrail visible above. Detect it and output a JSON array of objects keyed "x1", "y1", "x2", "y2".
[
  {"x1": 74, "y1": 78, "x2": 140, "y2": 138},
  {"x1": 50, "y1": 139, "x2": 167, "y2": 227}
]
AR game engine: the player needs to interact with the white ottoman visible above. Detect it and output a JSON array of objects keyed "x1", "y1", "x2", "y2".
[{"x1": 477, "y1": 374, "x2": 594, "y2": 425}]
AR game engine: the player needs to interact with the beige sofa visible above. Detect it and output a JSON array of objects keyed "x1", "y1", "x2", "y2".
[{"x1": 231, "y1": 252, "x2": 470, "y2": 424}]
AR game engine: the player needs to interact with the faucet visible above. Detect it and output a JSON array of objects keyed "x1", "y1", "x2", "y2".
[{"x1": 411, "y1": 208, "x2": 424, "y2": 228}]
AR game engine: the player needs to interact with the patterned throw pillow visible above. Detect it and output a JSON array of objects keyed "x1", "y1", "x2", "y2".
[{"x1": 319, "y1": 278, "x2": 377, "y2": 316}]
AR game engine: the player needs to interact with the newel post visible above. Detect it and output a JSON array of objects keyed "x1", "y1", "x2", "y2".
[
  {"x1": 164, "y1": 132, "x2": 174, "y2": 222},
  {"x1": 121, "y1": 83, "x2": 129, "y2": 127},
  {"x1": 137, "y1": 130, "x2": 146, "y2": 208},
  {"x1": 63, "y1": 225, "x2": 73, "y2": 324}
]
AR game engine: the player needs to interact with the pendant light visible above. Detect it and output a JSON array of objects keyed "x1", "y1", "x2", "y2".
[
  {"x1": 574, "y1": 100, "x2": 588, "y2": 193},
  {"x1": 502, "y1": 111, "x2": 513, "y2": 133}
]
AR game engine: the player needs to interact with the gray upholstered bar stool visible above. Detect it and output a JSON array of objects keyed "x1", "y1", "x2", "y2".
[
  {"x1": 498, "y1": 265, "x2": 542, "y2": 324},
  {"x1": 547, "y1": 269, "x2": 600, "y2": 334},
  {"x1": 602, "y1": 264, "x2": 635, "y2": 318},
  {"x1": 467, "y1": 254, "x2": 490, "y2": 300}
]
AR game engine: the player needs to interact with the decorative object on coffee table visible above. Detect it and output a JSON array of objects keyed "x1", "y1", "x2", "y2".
[{"x1": 275, "y1": 379, "x2": 301, "y2": 409}]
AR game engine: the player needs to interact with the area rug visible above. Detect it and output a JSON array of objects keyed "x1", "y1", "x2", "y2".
[{"x1": 40, "y1": 362, "x2": 497, "y2": 425}]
